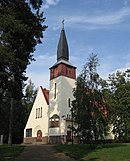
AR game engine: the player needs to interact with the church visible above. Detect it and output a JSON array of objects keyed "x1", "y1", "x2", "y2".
[
  {"x1": 24, "y1": 21, "x2": 114, "y2": 144},
  {"x1": 24, "y1": 22, "x2": 77, "y2": 144}
]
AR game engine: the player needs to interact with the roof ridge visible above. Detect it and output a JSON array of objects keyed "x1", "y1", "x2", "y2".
[{"x1": 40, "y1": 86, "x2": 49, "y2": 105}]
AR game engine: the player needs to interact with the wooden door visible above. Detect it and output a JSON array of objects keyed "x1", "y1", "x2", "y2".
[{"x1": 36, "y1": 130, "x2": 42, "y2": 142}]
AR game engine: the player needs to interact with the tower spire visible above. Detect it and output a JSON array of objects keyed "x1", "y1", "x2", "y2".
[{"x1": 57, "y1": 19, "x2": 69, "y2": 61}]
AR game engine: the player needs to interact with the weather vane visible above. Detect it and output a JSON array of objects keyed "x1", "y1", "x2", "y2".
[{"x1": 62, "y1": 18, "x2": 64, "y2": 29}]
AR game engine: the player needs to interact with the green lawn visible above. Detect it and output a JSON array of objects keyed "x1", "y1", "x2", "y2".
[
  {"x1": 0, "y1": 145, "x2": 24, "y2": 161},
  {"x1": 55, "y1": 143, "x2": 130, "y2": 161}
]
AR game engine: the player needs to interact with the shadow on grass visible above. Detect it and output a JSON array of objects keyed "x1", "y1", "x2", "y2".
[
  {"x1": 99, "y1": 143, "x2": 127, "y2": 148},
  {"x1": 0, "y1": 144, "x2": 24, "y2": 161},
  {"x1": 55, "y1": 143, "x2": 128, "y2": 161},
  {"x1": 87, "y1": 158, "x2": 98, "y2": 161}
]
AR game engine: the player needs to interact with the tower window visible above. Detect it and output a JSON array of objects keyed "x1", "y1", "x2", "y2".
[
  {"x1": 68, "y1": 98, "x2": 71, "y2": 107},
  {"x1": 54, "y1": 83, "x2": 56, "y2": 99}
]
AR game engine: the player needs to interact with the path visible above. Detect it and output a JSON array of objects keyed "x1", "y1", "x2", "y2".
[{"x1": 14, "y1": 144, "x2": 76, "y2": 161}]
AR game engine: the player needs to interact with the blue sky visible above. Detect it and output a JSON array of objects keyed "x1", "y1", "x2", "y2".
[{"x1": 26, "y1": 0, "x2": 130, "y2": 88}]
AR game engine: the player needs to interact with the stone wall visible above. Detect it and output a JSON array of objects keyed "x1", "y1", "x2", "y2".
[{"x1": 23, "y1": 136, "x2": 48, "y2": 144}]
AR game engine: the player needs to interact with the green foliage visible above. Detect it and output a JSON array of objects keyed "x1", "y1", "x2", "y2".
[
  {"x1": 107, "y1": 70, "x2": 130, "y2": 141},
  {"x1": 0, "y1": 0, "x2": 47, "y2": 99},
  {"x1": 72, "y1": 54, "x2": 109, "y2": 142},
  {"x1": 22, "y1": 79, "x2": 38, "y2": 123},
  {"x1": 0, "y1": 0, "x2": 47, "y2": 144}
]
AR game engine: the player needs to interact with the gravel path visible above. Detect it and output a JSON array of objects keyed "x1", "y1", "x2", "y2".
[{"x1": 14, "y1": 144, "x2": 76, "y2": 161}]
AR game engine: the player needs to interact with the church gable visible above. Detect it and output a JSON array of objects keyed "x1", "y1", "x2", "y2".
[{"x1": 24, "y1": 86, "x2": 49, "y2": 144}]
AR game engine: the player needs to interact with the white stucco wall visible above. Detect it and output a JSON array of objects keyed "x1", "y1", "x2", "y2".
[
  {"x1": 49, "y1": 76, "x2": 76, "y2": 136},
  {"x1": 24, "y1": 87, "x2": 49, "y2": 138}
]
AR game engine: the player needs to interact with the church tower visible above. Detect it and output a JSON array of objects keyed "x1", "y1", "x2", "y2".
[{"x1": 49, "y1": 20, "x2": 76, "y2": 143}]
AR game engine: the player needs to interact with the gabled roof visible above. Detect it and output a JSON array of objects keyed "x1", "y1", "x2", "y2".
[{"x1": 40, "y1": 86, "x2": 49, "y2": 105}]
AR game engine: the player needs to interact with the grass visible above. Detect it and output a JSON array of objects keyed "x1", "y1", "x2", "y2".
[
  {"x1": 0, "y1": 144, "x2": 24, "y2": 161},
  {"x1": 55, "y1": 143, "x2": 130, "y2": 161}
]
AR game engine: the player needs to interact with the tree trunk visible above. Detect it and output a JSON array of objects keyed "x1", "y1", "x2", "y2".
[{"x1": 8, "y1": 97, "x2": 14, "y2": 145}]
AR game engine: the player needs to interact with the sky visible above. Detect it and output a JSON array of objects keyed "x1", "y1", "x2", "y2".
[{"x1": 26, "y1": 0, "x2": 130, "y2": 88}]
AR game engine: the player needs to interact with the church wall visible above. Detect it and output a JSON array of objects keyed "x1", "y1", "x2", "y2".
[
  {"x1": 60, "y1": 76, "x2": 76, "y2": 116},
  {"x1": 24, "y1": 87, "x2": 49, "y2": 143},
  {"x1": 49, "y1": 75, "x2": 76, "y2": 137}
]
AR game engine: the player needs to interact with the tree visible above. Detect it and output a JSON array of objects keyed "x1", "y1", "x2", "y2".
[
  {"x1": 107, "y1": 70, "x2": 130, "y2": 141},
  {"x1": 11, "y1": 80, "x2": 38, "y2": 144},
  {"x1": 0, "y1": 0, "x2": 47, "y2": 99},
  {"x1": 0, "y1": 0, "x2": 47, "y2": 144},
  {"x1": 72, "y1": 54, "x2": 109, "y2": 143},
  {"x1": 22, "y1": 79, "x2": 38, "y2": 122}
]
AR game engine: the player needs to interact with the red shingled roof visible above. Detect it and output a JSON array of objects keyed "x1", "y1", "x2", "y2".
[{"x1": 40, "y1": 86, "x2": 49, "y2": 105}]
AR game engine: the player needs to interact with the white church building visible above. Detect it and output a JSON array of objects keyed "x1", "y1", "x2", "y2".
[
  {"x1": 24, "y1": 22, "x2": 77, "y2": 144},
  {"x1": 24, "y1": 22, "x2": 114, "y2": 144}
]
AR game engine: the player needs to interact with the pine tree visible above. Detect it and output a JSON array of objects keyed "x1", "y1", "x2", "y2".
[
  {"x1": 0, "y1": 0, "x2": 47, "y2": 144},
  {"x1": 11, "y1": 80, "x2": 38, "y2": 143},
  {"x1": 22, "y1": 80, "x2": 38, "y2": 121}
]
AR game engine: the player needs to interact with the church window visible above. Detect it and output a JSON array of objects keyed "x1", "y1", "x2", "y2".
[
  {"x1": 67, "y1": 114, "x2": 71, "y2": 120},
  {"x1": 36, "y1": 109, "x2": 38, "y2": 119},
  {"x1": 54, "y1": 83, "x2": 56, "y2": 99},
  {"x1": 68, "y1": 98, "x2": 71, "y2": 107},
  {"x1": 26, "y1": 128, "x2": 32, "y2": 137},
  {"x1": 50, "y1": 114, "x2": 60, "y2": 128},
  {"x1": 40, "y1": 107, "x2": 42, "y2": 118},
  {"x1": 36, "y1": 107, "x2": 42, "y2": 119},
  {"x1": 66, "y1": 67, "x2": 68, "y2": 75}
]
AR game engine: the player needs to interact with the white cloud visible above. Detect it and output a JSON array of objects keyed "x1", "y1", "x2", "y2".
[
  {"x1": 47, "y1": 7, "x2": 130, "y2": 31},
  {"x1": 98, "y1": 53, "x2": 130, "y2": 80},
  {"x1": 66, "y1": 7, "x2": 130, "y2": 26},
  {"x1": 43, "y1": 0, "x2": 60, "y2": 9},
  {"x1": 123, "y1": 0, "x2": 130, "y2": 5}
]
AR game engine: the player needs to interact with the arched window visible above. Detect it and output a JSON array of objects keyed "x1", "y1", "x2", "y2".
[{"x1": 50, "y1": 114, "x2": 60, "y2": 128}]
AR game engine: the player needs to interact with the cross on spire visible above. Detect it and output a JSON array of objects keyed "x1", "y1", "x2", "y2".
[
  {"x1": 57, "y1": 18, "x2": 69, "y2": 61},
  {"x1": 62, "y1": 18, "x2": 64, "y2": 29}
]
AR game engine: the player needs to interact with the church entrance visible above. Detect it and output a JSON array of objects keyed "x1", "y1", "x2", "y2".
[
  {"x1": 66, "y1": 131, "x2": 71, "y2": 142},
  {"x1": 36, "y1": 130, "x2": 42, "y2": 142}
]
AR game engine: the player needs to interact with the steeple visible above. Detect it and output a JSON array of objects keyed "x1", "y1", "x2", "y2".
[
  {"x1": 50, "y1": 20, "x2": 76, "y2": 80},
  {"x1": 57, "y1": 19, "x2": 69, "y2": 61}
]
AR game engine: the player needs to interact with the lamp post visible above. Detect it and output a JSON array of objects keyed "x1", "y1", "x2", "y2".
[
  {"x1": 71, "y1": 109, "x2": 74, "y2": 145},
  {"x1": 61, "y1": 115, "x2": 66, "y2": 144},
  {"x1": 0, "y1": 80, "x2": 3, "y2": 145}
]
